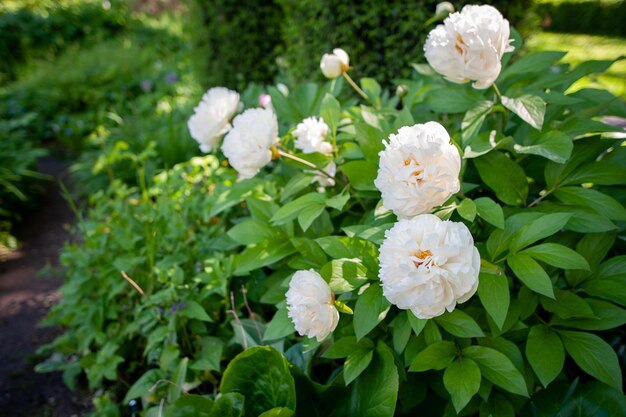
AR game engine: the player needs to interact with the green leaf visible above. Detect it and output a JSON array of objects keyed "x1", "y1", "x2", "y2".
[
  {"x1": 191, "y1": 337, "x2": 223, "y2": 372},
  {"x1": 559, "y1": 330, "x2": 623, "y2": 391},
  {"x1": 521, "y1": 243, "x2": 589, "y2": 270},
  {"x1": 263, "y1": 305, "x2": 295, "y2": 341},
  {"x1": 551, "y1": 381, "x2": 626, "y2": 417},
  {"x1": 463, "y1": 345, "x2": 528, "y2": 397},
  {"x1": 513, "y1": 131, "x2": 573, "y2": 163},
  {"x1": 361, "y1": 78, "x2": 382, "y2": 102},
  {"x1": 170, "y1": 394, "x2": 214, "y2": 417},
  {"x1": 271, "y1": 193, "x2": 326, "y2": 225},
  {"x1": 474, "y1": 151, "x2": 528, "y2": 206},
  {"x1": 474, "y1": 197, "x2": 504, "y2": 229},
  {"x1": 344, "y1": 349, "x2": 374, "y2": 385},
  {"x1": 320, "y1": 258, "x2": 368, "y2": 294},
  {"x1": 462, "y1": 100, "x2": 493, "y2": 143},
  {"x1": 234, "y1": 241, "x2": 296, "y2": 275},
  {"x1": 457, "y1": 198, "x2": 477, "y2": 222},
  {"x1": 320, "y1": 94, "x2": 341, "y2": 137},
  {"x1": 180, "y1": 300, "x2": 213, "y2": 322},
  {"x1": 298, "y1": 204, "x2": 326, "y2": 231},
  {"x1": 326, "y1": 188, "x2": 350, "y2": 211},
  {"x1": 168, "y1": 358, "x2": 188, "y2": 403},
  {"x1": 444, "y1": 358, "x2": 481, "y2": 412},
  {"x1": 323, "y1": 337, "x2": 362, "y2": 359},
  {"x1": 391, "y1": 312, "x2": 412, "y2": 353},
  {"x1": 124, "y1": 369, "x2": 165, "y2": 402},
  {"x1": 507, "y1": 254, "x2": 554, "y2": 298},
  {"x1": 221, "y1": 346, "x2": 296, "y2": 417},
  {"x1": 541, "y1": 288, "x2": 594, "y2": 319},
  {"x1": 502, "y1": 94, "x2": 546, "y2": 130},
  {"x1": 407, "y1": 311, "x2": 427, "y2": 336},
  {"x1": 477, "y1": 272, "x2": 510, "y2": 329},
  {"x1": 435, "y1": 310, "x2": 484, "y2": 338},
  {"x1": 551, "y1": 299, "x2": 626, "y2": 331},
  {"x1": 210, "y1": 393, "x2": 245, "y2": 417},
  {"x1": 500, "y1": 51, "x2": 566, "y2": 78},
  {"x1": 509, "y1": 213, "x2": 571, "y2": 253},
  {"x1": 555, "y1": 187, "x2": 626, "y2": 221},
  {"x1": 563, "y1": 161, "x2": 626, "y2": 186},
  {"x1": 353, "y1": 284, "x2": 390, "y2": 340},
  {"x1": 353, "y1": 119, "x2": 384, "y2": 162},
  {"x1": 258, "y1": 408, "x2": 294, "y2": 417},
  {"x1": 228, "y1": 220, "x2": 280, "y2": 245},
  {"x1": 526, "y1": 325, "x2": 564, "y2": 387},
  {"x1": 427, "y1": 86, "x2": 484, "y2": 113},
  {"x1": 409, "y1": 341, "x2": 456, "y2": 372},
  {"x1": 342, "y1": 161, "x2": 378, "y2": 191}
]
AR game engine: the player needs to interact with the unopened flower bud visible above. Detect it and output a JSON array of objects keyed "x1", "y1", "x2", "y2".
[
  {"x1": 435, "y1": 2, "x2": 454, "y2": 17},
  {"x1": 258, "y1": 93, "x2": 272, "y2": 109},
  {"x1": 320, "y1": 48, "x2": 350, "y2": 79},
  {"x1": 396, "y1": 84, "x2": 408, "y2": 98}
]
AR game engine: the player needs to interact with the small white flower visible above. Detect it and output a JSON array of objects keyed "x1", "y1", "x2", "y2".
[
  {"x1": 221, "y1": 108, "x2": 279, "y2": 179},
  {"x1": 374, "y1": 122, "x2": 461, "y2": 219},
  {"x1": 188, "y1": 87, "x2": 240, "y2": 152},
  {"x1": 293, "y1": 117, "x2": 333, "y2": 156},
  {"x1": 320, "y1": 48, "x2": 350, "y2": 79},
  {"x1": 286, "y1": 270, "x2": 339, "y2": 341},
  {"x1": 379, "y1": 214, "x2": 480, "y2": 319},
  {"x1": 424, "y1": 5, "x2": 514, "y2": 89}
]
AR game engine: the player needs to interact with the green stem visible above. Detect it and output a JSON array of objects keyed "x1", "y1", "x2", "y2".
[
  {"x1": 275, "y1": 148, "x2": 337, "y2": 181},
  {"x1": 492, "y1": 83, "x2": 503, "y2": 103},
  {"x1": 342, "y1": 72, "x2": 369, "y2": 101}
]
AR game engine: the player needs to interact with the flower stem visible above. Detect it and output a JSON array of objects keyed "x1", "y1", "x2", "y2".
[
  {"x1": 275, "y1": 148, "x2": 336, "y2": 180},
  {"x1": 492, "y1": 83, "x2": 503, "y2": 103},
  {"x1": 342, "y1": 72, "x2": 369, "y2": 101}
]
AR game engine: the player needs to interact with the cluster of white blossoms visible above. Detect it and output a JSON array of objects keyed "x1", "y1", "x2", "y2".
[
  {"x1": 374, "y1": 121, "x2": 461, "y2": 219},
  {"x1": 187, "y1": 87, "x2": 240, "y2": 152},
  {"x1": 285, "y1": 270, "x2": 339, "y2": 341},
  {"x1": 424, "y1": 4, "x2": 514, "y2": 89},
  {"x1": 293, "y1": 117, "x2": 336, "y2": 187},
  {"x1": 379, "y1": 215, "x2": 480, "y2": 319},
  {"x1": 221, "y1": 108, "x2": 279, "y2": 180}
]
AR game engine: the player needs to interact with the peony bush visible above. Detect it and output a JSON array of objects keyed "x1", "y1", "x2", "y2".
[{"x1": 41, "y1": 3, "x2": 625, "y2": 417}]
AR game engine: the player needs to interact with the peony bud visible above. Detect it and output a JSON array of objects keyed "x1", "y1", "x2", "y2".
[
  {"x1": 258, "y1": 93, "x2": 272, "y2": 109},
  {"x1": 435, "y1": 1, "x2": 454, "y2": 17},
  {"x1": 320, "y1": 48, "x2": 350, "y2": 79}
]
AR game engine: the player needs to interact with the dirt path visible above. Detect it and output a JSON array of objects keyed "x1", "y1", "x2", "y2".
[{"x1": 0, "y1": 157, "x2": 87, "y2": 417}]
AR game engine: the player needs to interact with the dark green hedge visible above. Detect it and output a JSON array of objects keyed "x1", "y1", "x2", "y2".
[
  {"x1": 194, "y1": 0, "x2": 531, "y2": 88},
  {"x1": 535, "y1": 0, "x2": 626, "y2": 37}
]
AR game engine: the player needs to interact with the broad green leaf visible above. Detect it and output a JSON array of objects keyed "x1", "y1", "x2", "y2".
[
  {"x1": 526, "y1": 325, "x2": 564, "y2": 387},
  {"x1": 353, "y1": 284, "x2": 390, "y2": 340},
  {"x1": 563, "y1": 161, "x2": 626, "y2": 186},
  {"x1": 271, "y1": 193, "x2": 326, "y2": 225},
  {"x1": 180, "y1": 300, "x2": 213, "y2": 322},
  {"x1": 391, "y1": 312, "x2": 412, "y2": 353},
  {"x1": 462, "y1": 100, "x2": 493, "y2": 143},
  {"x1": 552, "y1": 381, "x2": 626, "y2": 417},
  {"x1": 234, "y1": 241, "x2": 296, "y2": 275},
  {"x1": 191, "y1": 337, "x2": 223, "y2": 372},
  {"x1": 540, "y1": 288, "x2": 594, "y2": 319},
  {"x1": 501, "y1": 94, "x2": 546, "y2": 130},
  {"x1": 264, "y1": 305, "x2": 295, "y2": 341},
  {"x1": 507, "y1": 254, "x2": 555, "y2": 298},
  {"x1": 555, "y1": 187, "x2": 626, "y2": 221},
  {"x1": 474, "y1": 197, "x2": 504, "y2": 229},
  {"x1": 427, "y1": 86, "x2": 484, "y2": 113},
  {"x1": 344, "y1": 349, "x2": 374, "y2": 385},
  {"x1": 551, "y1": 299, "x2": 626, "y2": 331},
  {"x1": 326, "y1": 189, "x2": 350, "y2": 211},
  {"x1": 228, "y1": 219, "x2": 280, "y2": 245},
  {"x1": 221, "y1": 346, "x2": 296, "y2": 417},
  {"x1": 354, "y1": 119, "x2": 384, "y2": 162},
  {"x1": 258, "y1": 408, "x2": 294, "y2": 417},
  {"x1": 509, "y1": 213, "x2": 571, "y2": 253},
  {"x1": 167, "y1": 358, "x2": 188, "y2": 403},
  {"x1": 298, "y1": 204, "x2": 326, "y2": 231},
  {"x1": 444, "y1": 358, "x2": 481, "y2": 412},
  {"x1": 320, "y1": 258, "x2": 368, "y2": 294},
  {"x1": 513, "y1": 131, "x2": 573, "y2": 163},
  {"x1": 323, "y1": 337, "x2": 363, "y2": 359},
  {"x1": 361, "y1": 78, "x2": 382, "y2": 102},
  {"x1": 581, "y1": 257, "x2": 626, "y2": 306},
  {"x1": 170, "y1": 394, "x2": 214, "y2": 417},
  {"x1": 407, "y1": 311, "x2": 427, "y2": 336},
  {"x1": 409, "y1": 341, "x2": 456, "y2": 372},
  {"x1": 435, "y1": 310, "x2": 484, "y2": 338},
  {"x1": 320, "y1": 94, "x2": 341, "y2": 137},
  {"x1": 500, "y1": 51, "x2": 566, "y2": 78},
  {"x1": 342, "y1": 160, "x2": 378, "y2": 191},
  {"x1": 463, "y1": 345, "x2": 528, "y2": 397},
  {"x1": 560, "y1": 330, "x2": 622, "y2": 391},
  {"x1": 521, "y1": 243, "x2": 589, "y2": 270},
  {"x1": 124, "y1": 369, "x2": 165, "y2": 402},
  {"x1": 210, "y1": 392, "x2": 245, "y2": 417},
  {"x1": 474, "y1": 151, "x2": 528, "y2": 206},
  {"x1": 477, "y1": 272, "x2": 510, "y2": 329},
  {"x1": 457, "y1": 198, "x2": 477, "y2": 222}
]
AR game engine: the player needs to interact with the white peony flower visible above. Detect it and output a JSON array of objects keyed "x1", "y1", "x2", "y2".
[
  {"x1": 424, "y1": 5, "x2": 514, "y2": 89},
  {"x1": 293, "y1": 116, "x2": 333, "y2": 156},
  {"x1": 286, "y1": 269, "x2": 339, "y2": 341},
  {"x1": 320, "y1": 48, "x2": 350, "y2": 79},
  {"x1": 379, "y1": 214, "x2": 480, "y2": 319},
  {"x1": 374, "y1": 122, "x2": 461, "y2": 219},
  {"x1": 221, "y1": 108, "x2": 279, "y2": 179},
  {"x1": 187, "y1": 87, "x2": 240, "y2": 152}
]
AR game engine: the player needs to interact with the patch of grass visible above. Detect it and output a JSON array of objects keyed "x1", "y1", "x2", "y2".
[{"x1": 525, "y1": 31, "x2": 626, "y2": 98}]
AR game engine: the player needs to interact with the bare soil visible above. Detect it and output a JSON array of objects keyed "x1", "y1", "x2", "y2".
[{"x1": 0, "y1": 157, "x2": 88, "y2": 417}]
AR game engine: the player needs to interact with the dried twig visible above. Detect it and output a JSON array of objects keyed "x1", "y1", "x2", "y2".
[{"x1": 121, "y1": 271, "x2": 145, "y2": 297}]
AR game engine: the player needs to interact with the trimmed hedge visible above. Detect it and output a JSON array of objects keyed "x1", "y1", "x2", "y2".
[
  {"x1": 194, "y1": 0, "x2": 531, "y2": 88},
  {"x1": 535, "y1": 0, "x2": 626, "y2": 37}
]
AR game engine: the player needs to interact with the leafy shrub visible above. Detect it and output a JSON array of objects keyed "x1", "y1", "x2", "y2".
[
  {"x1": 0, "y1": 114, "x2": 47, "y2": 250},
  {"x1": 0, "y1": 0, "x2": 127, "y2": 84},
  {"x1": 42, "y1": 6, "x2": 626, "y2": 417}
]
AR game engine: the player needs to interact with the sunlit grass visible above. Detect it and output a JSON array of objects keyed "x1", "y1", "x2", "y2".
[{"x1": 526, "y1": 32, "x2": 626, "y2": 98}]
